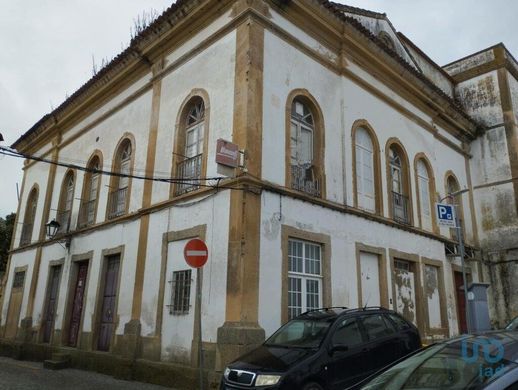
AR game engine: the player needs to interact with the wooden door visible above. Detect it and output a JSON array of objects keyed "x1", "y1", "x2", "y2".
[
  {"x1": 97, "y1": 256, "x2": 120, "y2": 351},
  {"x1": 43, "y1": 265, "x2": 62, "y2": 343},
  {"x1": 68, "y1": 262, "x2": 88, "y2": 347},
  {"x1": 4, "y1": 271, "x2": 26, "y2": 339},
  {"x1": 454, "y1": 271, "x2": 467, "y2": 334}
]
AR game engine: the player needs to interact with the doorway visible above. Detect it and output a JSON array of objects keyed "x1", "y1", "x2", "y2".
[
  {"x1": 68, "y1": 261, "x2": 88, "y2": 347},
  {"x1": 4, "y1": 270, "x2": 27, "y2": 339},
  {"x1": 96, "y1": 254, "x2": 120, "y2": 351},
  {"x1": 454, "y1": 271, "x2": 467, "y2": 334},
  {"x1": 42, "y1": 265, "x2": 62, "y2": 343}
]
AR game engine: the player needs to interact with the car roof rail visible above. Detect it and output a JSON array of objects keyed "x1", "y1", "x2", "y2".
[{"x1": 301, "y1": 307, "x2": 349, "y2": 315}]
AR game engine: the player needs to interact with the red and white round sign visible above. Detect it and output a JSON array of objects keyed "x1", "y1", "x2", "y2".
[{"x1": 184, "y1": 238, "x2": 209, "y2": 268}]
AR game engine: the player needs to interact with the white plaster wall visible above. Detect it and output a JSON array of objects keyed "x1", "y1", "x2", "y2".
[
  {"x1": 61, "y1": 73, "x2": 152, "y2": 146},
  {"x1": 262, "y1": 25, "x2": 475, "y2": 243},
  {"x1": 13, "y1": 161, "x2": 50, "y2": 248},
  {"x1": 152, "y1": 31, "x2": 236, "y2": 205},
  {"x1": 141, "y1": 191, "x2": 230, "y2": 347},
  {"x1": 444, "y1": 50, "x2": 495, "y2": 77},
  {"x1": 0, "y1": 249, "x2": 37, "y2": 326},
  {"x1": 258, "y1": 191, "x2": 458, "y2": 337}
]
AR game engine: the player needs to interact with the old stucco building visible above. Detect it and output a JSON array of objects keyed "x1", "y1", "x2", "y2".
[{"x1": 0, "y1": 0, "x2": 516, "y2": 387}]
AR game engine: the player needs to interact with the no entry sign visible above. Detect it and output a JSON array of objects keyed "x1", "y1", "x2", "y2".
[{"x1": 184, "y1": 238, "x2": 209, "y2": 268}]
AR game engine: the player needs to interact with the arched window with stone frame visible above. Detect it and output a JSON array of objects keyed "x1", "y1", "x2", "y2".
[
  {"x1": 286, "y1": 91, "x2": 325, "y2": 198},
  {"x1": 107, "y1": 138, "x2": 133, "y2": 219},
  {"x1": 20, "y1": 187, "x2": 39, "y2": 246},
  {"x1": 78, "y1": 154, "x2": 102, "y2": 227},
  {"x1": 386, "y1": 140, "x2": 412, "y2": 225},
  {"x1": 172, "y1": 94, "x2": 209, "y2": 196},
  {"x1": 415, "y1": 157, "x2": 436, "y2": 232},
  {"x1": 445, "y1": 173, "x2": 465, "y2": 241},
  {"x1": 56, "y1": 170, "x2": 76, "y2": 233},
  {"x1": 352, "y1": 122, "x2": 382, "y2": 214}
]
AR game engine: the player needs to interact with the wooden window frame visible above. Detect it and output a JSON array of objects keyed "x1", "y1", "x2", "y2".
[
  {"x1": 171, "y1": 90, "x2": 210, "y2": 198},
  {"x1": 20, "y1": 186, "x2": 39, "y2": 246},
  {"x1": 385, "y1": 138, "x2": 413, "y2": 225},
  {"x1": 285, "y1": 89, "x2": 326, "y2": 199},
  {"x1": 444, "y1": 171, "x2": 466, "y2": 240},
  {"x1": 107, "y1": 135, "x2": 135, "y2": 220},
  {"x1": 281, "y1": 225, "x2": 331, "y2": 324},
  {"x1": 414, "y1": 154, "x2": 438, "y2": 234},
  {"x1": 56, "y1": 169, "x2": 76, "y2": 234},
  {"x1": 351, "y1": 120, "x2": 383, "y2": 214},
  {"x1": 78, "y1": 152, "x2": 102, "y2": 228}
]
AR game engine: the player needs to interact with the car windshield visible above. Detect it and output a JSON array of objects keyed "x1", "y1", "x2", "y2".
[
  {"x1": 264, "y1": 318, "x2": 333, "y2": 349},
  {"x1": 359, "y1": 341, "x2": 518, "y2": 390}
]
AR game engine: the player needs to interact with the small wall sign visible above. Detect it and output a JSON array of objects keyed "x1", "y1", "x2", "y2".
[{"x1": 215, "y1": 139, "x2": 239, "y2": 168}]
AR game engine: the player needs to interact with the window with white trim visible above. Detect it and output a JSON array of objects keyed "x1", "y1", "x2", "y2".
[
  {"x1": 355, "y1": 127, "x2": 375, "y2": 212},
  {"x1": 288, "y1": 239, "x2": 323, "y2": 320}
]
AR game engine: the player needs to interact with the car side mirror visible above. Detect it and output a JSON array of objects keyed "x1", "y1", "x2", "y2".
[{"x1": 330, "y1": 344, "x2": 349, "y2": 355}]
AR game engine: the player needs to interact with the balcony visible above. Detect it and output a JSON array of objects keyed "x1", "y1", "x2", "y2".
[
  {"x1": 107, "y1": 187, "x2": 128, "y2": 219},
  {"x1": 56, "y1": 210, "x2": 71, "y2": 234},
  {"x1": 19, "y1": 223, "x2": 33, "y2": 246},
  {"x1": 291, "y1": 164, "x2": 320, "y2": 197},
  {"x1": 78, "y1": 199, "x2": 96, "y2": 228},
  {"x1": 391, "y1": 191, "x2": 410, "y2": 224},
  {"x1": 174, "y1": 154, "x2": 202, "y2": 196}
]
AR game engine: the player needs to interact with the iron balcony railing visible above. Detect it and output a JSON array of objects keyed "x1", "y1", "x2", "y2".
[
  {"x1": 391, "y1": 191, "x2": 410, "y2": 224},
  {"x1": 78, "y1": 199, "x2": 97, "y2": 228},
  {"x1": 291, "y1": 164, "x2": 320, "y2": 197},
  {"x1": 107, "y1": 187, "x2": 128, "y2": 219},
  {"x1": 56, "y1": 210, "x2": 71, "y2": 234},
  {"x1": 19, "y1": 223, "x2": 33, "y2": 246},
  {"x1": 175, "y1": 154, "x2": 202, "y2": 196}
]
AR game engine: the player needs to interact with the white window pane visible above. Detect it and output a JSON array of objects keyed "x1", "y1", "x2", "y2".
[
  {"x1": 290, "y1": 122, "x2": 298, "y2": 163},
  {"x1": 299, "y1": 127, "x2": 313, "y2": 163},
  {"x1": 356, "y1": 128, "x2": 373, "y2": 151}
]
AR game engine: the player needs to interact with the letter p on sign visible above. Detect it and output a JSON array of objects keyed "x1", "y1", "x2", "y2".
[{"x1": 436, "y1": 203, "x2": 456, "y2": 227}]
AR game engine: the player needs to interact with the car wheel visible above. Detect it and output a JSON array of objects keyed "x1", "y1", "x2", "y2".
[{"x1": 302, "y1": 382, "x2": 323, "y2": 390}]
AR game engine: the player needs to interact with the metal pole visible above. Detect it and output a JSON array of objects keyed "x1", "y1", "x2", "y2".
[
  {"x1": 455, "y1": 204, "x2": 472, "y2": 334},
  {"x1": 197, "y1": 267, "x2": 204, "y2": 390}
]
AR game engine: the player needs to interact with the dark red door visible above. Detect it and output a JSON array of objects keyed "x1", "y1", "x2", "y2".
[
  {"x1": 43, "y1": 265, "x2": 62, "y2": 343},
  {"x1": 69, "y1": 262, "x2": 88, "y2": 347},
  {"x1": 454, "y1": 271, "x2": 467, "y2": 334},
  {"x1": 97, "y1": 256, "x2": 120, "y2": 351}
]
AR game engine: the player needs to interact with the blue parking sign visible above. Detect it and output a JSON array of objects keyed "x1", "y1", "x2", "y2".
[{"x1": 436, "y1": 203, "x2": 457, "y2": 227}]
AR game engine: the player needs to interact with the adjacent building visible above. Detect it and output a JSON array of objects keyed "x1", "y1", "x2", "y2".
[{"x1": 1, "y1": 0, "x2": 516, "y2": 386}]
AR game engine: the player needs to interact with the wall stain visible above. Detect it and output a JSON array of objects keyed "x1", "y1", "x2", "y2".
[{"x1": 395, "y1": 270, "x2": 416, "y2": 324}]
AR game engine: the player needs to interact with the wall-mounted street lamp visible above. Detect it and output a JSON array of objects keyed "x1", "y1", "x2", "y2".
[{"x1": 45, "y1": 219, "x2": 71, "y2": 250}]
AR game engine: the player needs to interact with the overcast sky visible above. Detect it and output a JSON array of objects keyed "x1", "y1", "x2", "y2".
[{"x1": 1, "y1": 0, "x2": 516, "y2": 217}]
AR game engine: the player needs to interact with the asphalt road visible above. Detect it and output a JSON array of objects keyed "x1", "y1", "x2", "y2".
[{"x1": 0, "y1": 356, "x2": 173, "y2": 390}]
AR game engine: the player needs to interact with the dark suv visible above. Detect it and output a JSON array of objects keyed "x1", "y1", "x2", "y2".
[{"x1": 221, "y1": 307, "x2": 421, "y2": 390}]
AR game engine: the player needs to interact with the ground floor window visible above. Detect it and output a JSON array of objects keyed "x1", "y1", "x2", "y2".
[{"x1": 288, "y1": 239, "x2": 322, "y2": 320}]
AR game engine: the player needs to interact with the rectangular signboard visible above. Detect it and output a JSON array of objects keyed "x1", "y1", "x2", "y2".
[
  {"x1": 215, "y1": 139, "x2": 239, "y2": 168},
  {"x1": 436, "y1": 203, "x2": 457, "y2": 227}
]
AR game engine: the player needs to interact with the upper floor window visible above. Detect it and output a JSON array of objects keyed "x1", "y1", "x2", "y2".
[
  {"x1": 108, "y1": 139, "x2": 132, "y2": 219},
  {"x1": 174, "y1": 97, "x2": 207, "y2": 196},
  {"x1": 446, "y1": 174, "x2": 464, "y2": 241},
  {"x1": 287, "y1": 94, "x2": 324, "y2": 198},
  {"x1": 416, "y1": 159, "x2": 434, "y2": 231},
  {"x1": 354, "y1": 127, "x2": 377, "y2": 212},
  {"x1": 56, "y1": 171, "x2": 75, "y2": 233},
  {"x1": 20, "y1": 188, "x2": 38, "y2": 246},
  {"x1": 79, "y1": 155, "x2": 101, "y2": 228},
  {"x1": 388, "y1": 143, "x2": 411, "y2": 224}
]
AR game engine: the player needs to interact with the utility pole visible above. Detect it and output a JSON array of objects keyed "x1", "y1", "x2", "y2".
[{"x1": 440, "y1": 189, "x2": 471, "y2": 334}]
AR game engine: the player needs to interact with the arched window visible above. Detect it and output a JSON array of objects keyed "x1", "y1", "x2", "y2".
[
  {"x1": 387, "y1": 141, "x2": 412, "y2": 224},
  {"x1": 173, "y1": 97, "x2": 207, "y2": 196},
  {"x1": 57, "y1": 171, "x2": 75, "y2": 233},
  {"x1": 355, "y1": 127, "x2": 375, "y2": 212},
  {"x1": 108, "y1": 139, "x2": 132, "y2": 219},
  {"x1": 287, "y1": 93, "x2": 324, "y2": 198},
  {"x1": 416, "y1": 159, "x2": 433, "y2": 231},
  {"x1": 20, "y1": 188, "x2": 38, "y2": 246},
  {"x1": 79, "y1": 155, "x2": 101, "y2": 227},
  {"x1": 446, "y1": 174, "x2": 464, "y2": 240}
]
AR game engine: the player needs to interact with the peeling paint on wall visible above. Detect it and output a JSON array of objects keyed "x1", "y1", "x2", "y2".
[
  {"x1": 456, "y1": 73, "x2": 502, "y2": 126},
  {"x1": 395, "y1": 269, "x2": 416, "y2": 324},
  {"x1": 425, "y1": 265, "x2": 441, "y2": 329},
  {"x1": 444, "y1": 49, "x2": 495, "y2": 76}
]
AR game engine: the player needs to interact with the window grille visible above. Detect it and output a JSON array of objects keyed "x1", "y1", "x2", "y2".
[
  {"x1": 13, "y1": 271, "x2": 25, "y2": 288},
  {"x1": 167, "y1": 270, "x2": 192, "y2": 315}
]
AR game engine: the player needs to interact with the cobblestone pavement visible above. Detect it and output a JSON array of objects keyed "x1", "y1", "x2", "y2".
[{"x1": 0, "y1": 356, "x2": 174, "y2": 390}]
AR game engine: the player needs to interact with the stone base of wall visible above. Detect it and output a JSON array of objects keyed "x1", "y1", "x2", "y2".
[{"x1": 0, "y1": 338, "x2": 222, "y2": 390}]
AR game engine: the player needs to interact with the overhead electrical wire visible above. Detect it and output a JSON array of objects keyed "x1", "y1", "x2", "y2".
[{"x1": 0, "y1": 146, "x2": 258, "y2": 192}]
